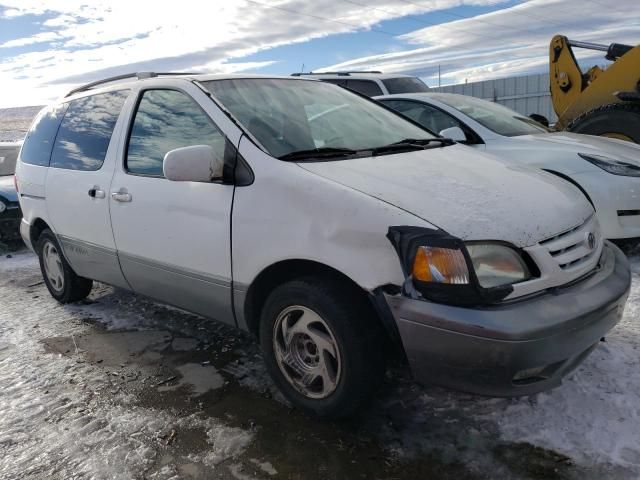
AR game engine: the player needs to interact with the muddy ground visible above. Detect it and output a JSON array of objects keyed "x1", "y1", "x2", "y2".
[{"x1": 1, "y1": 246, "x2": 639, "y2": 479}]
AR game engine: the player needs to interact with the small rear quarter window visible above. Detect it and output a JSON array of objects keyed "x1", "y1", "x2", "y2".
[{"x1": 20, "y1": 104, "x2": 68, "y2": 167}]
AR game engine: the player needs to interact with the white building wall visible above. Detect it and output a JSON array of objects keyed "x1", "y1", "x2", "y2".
[{"x1": 439, "y1": 73, "x2": 557, "y2": 123}]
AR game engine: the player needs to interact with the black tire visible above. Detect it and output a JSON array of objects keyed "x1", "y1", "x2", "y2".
[
  {"x1": 37, "y1": 229, "x2": 93, "y2": 303},
  {"x1": 259, "y1": 277, "x2": 385, "y2": 419},
  {"x1": 567, "y1": 103, "x2": 640, "y2": 143}
]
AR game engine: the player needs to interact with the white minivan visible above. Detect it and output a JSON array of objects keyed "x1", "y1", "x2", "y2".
[{"x1": 16, "y1": 73, "x2": 631, "y2": 418}]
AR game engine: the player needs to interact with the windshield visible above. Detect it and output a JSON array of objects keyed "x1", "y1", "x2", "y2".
[
  {"x1": 203, "y1": 78, "x2": 435, "y2": 159},
  {"x1": 0, "y1": 146, "x2": 19, "y2": 176},
  {"x1": 430, "y1": 94, "x2": 549, "y2": 136},
  {"x1": 382, "y1": 77, "x2": 429, "y2": 94}
]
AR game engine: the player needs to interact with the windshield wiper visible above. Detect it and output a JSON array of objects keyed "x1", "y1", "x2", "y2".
[
  {"x1": 370, "y1": 137, "x2": 454, "y2": 156},
  {"x1": 278, "y1": 147, "x2": 358, "y2": 161},
  {"x1": 278, "y1": 139, "x2": 454, "y2": 161},
  {"x1": 389, "y1": 138, "x2": 455, "y2": 147}
]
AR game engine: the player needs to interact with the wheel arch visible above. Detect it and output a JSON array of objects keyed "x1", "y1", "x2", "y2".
[
  {"x1": 242, "y1": 259, "x2": 397, "y2": 349},
  {"x1": 29, "y1": 217, "x2": 52, "y2": 246},
  {"x1": 243, "y1": 259, "x2": 362, "y2": 335}
]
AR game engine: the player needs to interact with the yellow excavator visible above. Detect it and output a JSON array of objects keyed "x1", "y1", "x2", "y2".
[{"x1": 549, "y1": 35, "x2": 640, "y2": 142}]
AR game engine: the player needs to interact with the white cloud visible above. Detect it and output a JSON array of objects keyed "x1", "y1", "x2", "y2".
[
  {"x1": 0, "y1": 31, "x2": 59, "y2": 48},
  {"x1": 42, "y1": 14, "x2": 77, "y2": 28},
  {"x1": 1, "y1": 0, "x2": 636, "y2": 107},
  {"x1": 0, "y1": 0, "x2": 504, "y2": 107},
  {"x1": 192, "y1": 60, "x2": 280, "y2": 74},
  {"x1": 319, "y1": 0, "x2": 640, "y2": 87}
]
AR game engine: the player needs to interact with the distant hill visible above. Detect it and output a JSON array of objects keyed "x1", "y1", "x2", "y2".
[{"x1": 0, "y1": 106, "x2": 43, "y2": 142}]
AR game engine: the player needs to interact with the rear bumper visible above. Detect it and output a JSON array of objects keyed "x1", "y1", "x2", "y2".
[
  {"x1": 19, "y1": 218, "x2": 33, "y2": 251},
  {"x1": 385, "y1": 242, "x2": 631, "y2": 396}
]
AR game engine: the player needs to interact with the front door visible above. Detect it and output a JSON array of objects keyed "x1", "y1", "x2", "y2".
[
  {"x1": 45, "y1": 90, "x2": 130, "y2": 288},
  {"x1": 109, "y1": 87, "x2": 236, "y2": 324}
]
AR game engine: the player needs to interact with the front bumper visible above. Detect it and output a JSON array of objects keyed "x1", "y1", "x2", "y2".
[
  {"x1": 385, "y1": 241, "x2": 631, "y2": 396},
  {"x1": 0, "y1": 205, "x2": 22, "y2": 242},
  {"x1": 573, "y1": 172, "x2": 640, "y2": 239}
]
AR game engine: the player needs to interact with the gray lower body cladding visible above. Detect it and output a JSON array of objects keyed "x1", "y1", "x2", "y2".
[{"x1": 385, "y1": 241, "x2": 631, "y2": 396}]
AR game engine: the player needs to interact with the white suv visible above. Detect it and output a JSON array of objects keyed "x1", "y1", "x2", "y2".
[
  {"x1": 16, "y1": 73, "x2": 630, "y2": 418},
  {"x1": 290, "y1": 71, "x2": 429, "y2": 97}
]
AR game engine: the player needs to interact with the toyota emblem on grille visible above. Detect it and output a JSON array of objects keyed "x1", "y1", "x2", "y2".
[{"x1": 586, "y1": 232, "x2": 596, "y2": 250}]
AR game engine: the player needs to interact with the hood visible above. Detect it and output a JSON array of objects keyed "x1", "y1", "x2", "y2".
[
  {"x1": 0, "y1": 175, "x2": 18, "y2": 203},
  {"x1": 513, "y1": 132, "x2": 640, "y2": 167},
  {"x1": 297, "y1": 145, "x2": 593, "y2": 248}
]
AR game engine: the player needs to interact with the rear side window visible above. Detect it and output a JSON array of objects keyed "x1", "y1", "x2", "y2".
[
  {"x1": 50, "y1": 90, "x2": 128, "y2": 171},
  {"x1": 20, "y1": 104, "x2": 68, "y2": 166},
  {"x1": 382, "y1": 77, "x2": 429, "y2": 94},
  {"x1": 126, "y1": 89, "x2": 226, "y2": 176},
  {"x1": 344, "y1": 80, "x2": 383, "y2": 97},
  {"x1": 382, "y1": 99, "x2": 462, "y2": 134}
]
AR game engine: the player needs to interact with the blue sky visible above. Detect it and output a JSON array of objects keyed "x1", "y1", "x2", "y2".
[
  {"x1": 238, "y1": 1, "x2": 522, "y2": 76},
  {"x1": 0, "y1": 0, "x2": 638, "y2": 107}
]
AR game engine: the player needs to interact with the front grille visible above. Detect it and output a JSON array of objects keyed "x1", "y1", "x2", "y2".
[{"x1": 539, "y1": 215, "x2": 602, "y2": 270}]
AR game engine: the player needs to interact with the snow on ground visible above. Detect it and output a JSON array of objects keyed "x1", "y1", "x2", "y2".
[
  {"x1": 186, "y1": 423, "x2": 254, "y2": 468},
  {"x1": 217, "y1": 247, "x2": 640, "y2": 477},
  {"x1": 495, "y1": 248, "x2": 640, "y2": 468},
  {"x1": 1, "y1": 247, "x2": 639, "y2": 479},
  {"x1": 0, "y1": 252, "x2": 254, "y2": 479}
]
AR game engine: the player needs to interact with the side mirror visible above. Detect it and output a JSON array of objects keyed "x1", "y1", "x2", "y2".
[
  {"x1": 528, "y1": 113, "x2": 549, "y2": 127},
  {"x1": 163, "y1": 145, "x2": 224, "y2": 183},
  {"x1": 439, "y1": 126, "x2": 466, "y2": 142}
]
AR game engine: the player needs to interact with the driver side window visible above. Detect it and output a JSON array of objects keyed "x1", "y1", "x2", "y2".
[
  {"x1": 384, "y1": 100, "x2": 465, "y2": 139},
  {"x1": 127, "y1": 89, "x2": 226, "y2": 176}
]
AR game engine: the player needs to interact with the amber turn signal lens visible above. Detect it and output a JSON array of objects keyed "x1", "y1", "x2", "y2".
[{"x1": 412, "y1": 246, "x2": 469, "y2": 284}]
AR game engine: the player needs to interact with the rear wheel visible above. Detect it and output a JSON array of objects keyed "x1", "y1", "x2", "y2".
[
  {"x1": 567, "y1": 103, "x2": 640, "y2": 143},
  {"x1": 37, "y1": 229, "x2": 93, "y2": 303},
  {"x1": 259, "y1": 277, "x2": 385, "y2": 418}
]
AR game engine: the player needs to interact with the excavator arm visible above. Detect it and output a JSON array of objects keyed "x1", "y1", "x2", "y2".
[{"x1": 550, "y1": 35, "x2": 640, "y2": 136}]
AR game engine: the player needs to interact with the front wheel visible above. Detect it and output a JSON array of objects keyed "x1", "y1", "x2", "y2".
[
  {"x1": 37, "y1": 229, "x2": 93, "y2": 303},
  {"x1": 567, "y1": 103, "x2": 640, "y2": 143},
  {"x1": 259, "y1": 277, "x2": 385, "y2": 418}
]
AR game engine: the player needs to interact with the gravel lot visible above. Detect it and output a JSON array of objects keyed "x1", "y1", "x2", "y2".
[{"x1": 1, "y1": 245, "x2": 638, "y2": 480}]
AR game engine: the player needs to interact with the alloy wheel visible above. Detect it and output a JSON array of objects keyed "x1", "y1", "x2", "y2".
[
  {"x1": 42, "y1": 241, "x2": 64, "y2": 292},
  {"x1": 273, "y1": 305, "x2": 341, "y2": 399}
]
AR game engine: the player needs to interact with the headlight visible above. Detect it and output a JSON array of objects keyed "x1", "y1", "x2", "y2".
[
  {"x1": 387, "y1": 226, "x2": 533, "y2": 307},
  {"x1": 466, "y1": 243, "x2": 531, "y2": 288},
  {"x1": 0, "y1": 200, "x2": 5, "y2": 213},
  {"x1": 412, "y1": 246, "x2": 470, "y2": 284},
  {"x1": 579, "y1": 153, "x2": 640, "y2": 177},
  {"x1": 412, "y1": 243, "x2": 530, "y2": 288}
]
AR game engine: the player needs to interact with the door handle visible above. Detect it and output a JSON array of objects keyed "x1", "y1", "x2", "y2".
[
  {"x1": 111, "y1": 191, "x2": 132, "y2": 202},
  {"x1": 88, "y1": 187, "x2": 105, "y2": 199}
]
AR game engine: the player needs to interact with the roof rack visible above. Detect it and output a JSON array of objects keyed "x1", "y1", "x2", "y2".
[
  {"x1": 290, "y1": 71, "x2": 383, "y2": 77},
  {"x1": 65, "y1": 71, "x2": 201, "y2": 97}
]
